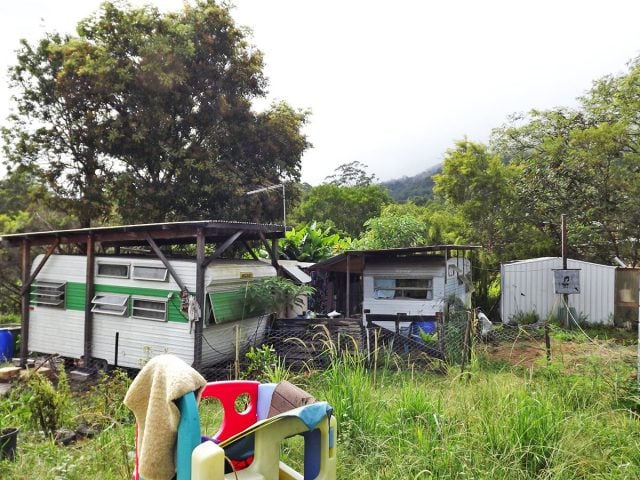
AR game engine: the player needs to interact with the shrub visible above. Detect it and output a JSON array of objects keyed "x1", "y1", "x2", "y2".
[
  {"x1": 509, "y1": 310, "x2": 539, "y2": 325},
  {"x1": 24, "y1": 369, "x2": 72, "y2": 436},
  {"x1": 243, "y1": 344, "x2": 291, "y2": 383}
]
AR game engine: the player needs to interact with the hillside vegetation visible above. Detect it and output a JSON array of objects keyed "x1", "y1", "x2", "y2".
[{"x1": 382, "y1": 164, "x2": 441, "y2": 203}]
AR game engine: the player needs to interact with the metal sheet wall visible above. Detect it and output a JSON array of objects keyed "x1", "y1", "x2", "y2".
[{"x1": 501, "y1": 257, "x2": 616, "y2": 325}]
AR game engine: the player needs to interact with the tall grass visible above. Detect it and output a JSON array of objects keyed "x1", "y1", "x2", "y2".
[
  {"x1": 311, "y1": 336, "x2": 640, "y2": 480},
  {"x1": 1, "y1": 333, "x2": 639, "y2": 479}
]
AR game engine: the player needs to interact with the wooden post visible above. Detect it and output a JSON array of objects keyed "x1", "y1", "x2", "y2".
[
  {"x1": 444, "y1": 247, "x2": 448, "y2": 284},
  {"x1": 346, "y1": 254, "x2": 350, "y2": 318},
  {"x1": 194, "y1": 227, "x2": 205, "y2": 370},
  {"x1": 461, "y1": 312, "x2": 472, "y2": 373},
  {"x1": 19, "y1": 239, "x2": 30, "y2": 367},
  {"x1": 202, "y1": 231, "x2": 243, "y2": 268},
  {"x1": 545, "y1": 322, "x2": 551, "y2": 363},
  {"x1": 270, "y1": 238, "x2": 279, "y2": 270},
  {"x1": 84, "y1": 234, "x2": 95, "y2": 366},
  {"x1": 145, "y1": 234, "x2": 188, "y2": 292},
  {"x1": 19, "y1": 239, "x2": 59, "y2": 296},
  {"x1": 436, "y1": 311, "x2": 445, "y2": 360},
  {"x1": 373, "y1": 327, "x2": 379, "y2": 384}
]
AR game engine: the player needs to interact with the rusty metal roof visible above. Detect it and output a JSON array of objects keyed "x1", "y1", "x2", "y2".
[
  {"x1": 311, "y1": 245, "x2": 482, "y2": 273},
  {"x1": 1, "y1": 220, "x2": 285, "y2": 248}
]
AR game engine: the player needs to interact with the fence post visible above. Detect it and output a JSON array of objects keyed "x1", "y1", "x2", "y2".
[
  {"x1": 545, "y1": 321, "x2": 552, "y2": 362},
  {"x1": 436, "y1": 311, "x2": 445, "y2": 361},
  {"x1": 461, "y1": 312, "x2": 472, "y2": 374},
  {"x1": 365, "y1": 317, "x2": 373, "y2": 366}
]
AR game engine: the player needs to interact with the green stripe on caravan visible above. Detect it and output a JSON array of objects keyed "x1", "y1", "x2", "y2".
[{"x1": 52, "y1": 282, "x2": 186, "y2": 323}]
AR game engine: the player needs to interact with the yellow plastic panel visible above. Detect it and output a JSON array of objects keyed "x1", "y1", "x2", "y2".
[{"x1": 191, "y1": 442, "x2": 225, "y2": 480}]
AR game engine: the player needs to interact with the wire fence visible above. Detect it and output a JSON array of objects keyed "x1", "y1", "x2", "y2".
[
  {"x1": 201, "y1": 312, "x2": 480, "y2": 378},
  {"x1": 200, "y1": 308, "x2": 637, "y2": 380}
]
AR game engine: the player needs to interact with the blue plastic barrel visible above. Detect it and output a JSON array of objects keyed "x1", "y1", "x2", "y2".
[{"x1": 0, "y1": 330, "x2": 14, "y2": 362}]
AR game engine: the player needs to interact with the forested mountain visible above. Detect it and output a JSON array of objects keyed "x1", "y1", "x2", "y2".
[{"x1": 381, "y1": 164, "x2": 441, "y2": 203}]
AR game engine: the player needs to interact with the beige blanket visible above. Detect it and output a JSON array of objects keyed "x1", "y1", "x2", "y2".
[{"x1": 124, "y1": 354, "x2": 207, "y2": 480}]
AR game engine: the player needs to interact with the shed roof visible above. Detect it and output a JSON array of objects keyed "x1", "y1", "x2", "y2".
[
  {"x1": 311, "y1": 245, "x2": 481, "y2": 273},
  {"x1": 278, "y1": 260, "x2": 313, "y2": 284},
  {"x1": 502, "y1": 256, "x2": 617, "y2": 270},
  {"x1": 1, "y1": 220, "x2": 285, "y2": 248}
]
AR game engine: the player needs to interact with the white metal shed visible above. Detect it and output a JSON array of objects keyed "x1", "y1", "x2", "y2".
[{"x1": 500, "y1": 257, "x2": 617, "y2": 325}]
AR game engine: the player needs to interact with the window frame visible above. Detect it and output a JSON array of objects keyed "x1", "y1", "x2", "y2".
[
  {"x1": 30, "y1": 280, "x2": 66, "y2": 308},
  {"x1": 132, "y1": 265, "x2": 169, "y2": 282},
  {"x1": 373, "y1": 277, "x2": 434, "y2": 301},
  {"x1": 91, "y1": 293, "x2": 129, "y2": 316},
  {"x1": 131, "y1": 296, "x2": 168, "y2": 322},
  {"x1": 96, "y1": 262, "x2": 130, "y2": 279}
]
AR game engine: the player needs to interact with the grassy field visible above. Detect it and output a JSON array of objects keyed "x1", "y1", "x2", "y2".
[{"x1": 1, "y1": 328, "x2": 639, "y2": 479}]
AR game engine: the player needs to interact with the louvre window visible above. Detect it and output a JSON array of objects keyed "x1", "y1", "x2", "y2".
[
  {"x1": 97, "y1": 263, "x2": 130, "y2": 279},
  {"x1": 373, "y1": 277, "x2": 433, "y2": 300},
  {"x1": 91, "y1": 294, "x2": 129, "y2": 316},
  {"x1": 132, "y1": 297, "x2": 167, "y2": 321},
  {"x1": 132, "y1": 265, "x2": 168, "y2": 282},
  {"x1": 30, "y1": 280, "x2": 66, "y2": 308}
]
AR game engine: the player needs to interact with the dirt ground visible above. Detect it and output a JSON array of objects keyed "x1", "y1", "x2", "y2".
[{"x1": 477, "y1": 336, "x2": 636, "y2": 370}]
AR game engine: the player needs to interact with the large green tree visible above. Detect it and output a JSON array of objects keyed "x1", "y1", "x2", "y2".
[
  {"x1": 292, "y1": 183, "x2": 391, "y2": 237},
  {"x1": 2, "y1": 31, "x2": 115, "y2": 227},
  {"x1": 3, "y1": 1, "x2": 309, "y2": 226},
  {"x1": 492, "y1": 58, "x2": 640, "y2": 265},
  {"x1": 0, "y1": 168, "x2": 77, "y2": 314},
  {"x1": 291, "y1": 162, "x2": 390, "y2": 237},
  {"x1": 359, "y1": 202, "x2": 465, "y2": 249},
  {"x1": 432, "y1": 139, "x2": 549, "y2": 259},
  {"x1": 432, "y1": 139, "x2": 554, "y2": 307}
]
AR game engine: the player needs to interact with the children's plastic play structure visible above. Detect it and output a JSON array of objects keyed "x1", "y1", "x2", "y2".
[{"x1": 131, "y1": 378, "x2": 337, "y2": 480}]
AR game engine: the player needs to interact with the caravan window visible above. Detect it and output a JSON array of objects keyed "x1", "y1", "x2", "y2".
[
  {"x1": 131, "y1": 297, "x2": 167, "y2": 321},
  {"x1": 132, "y1": 265, "x2": 168, "y2": 282},
  {"x1": 97, "y1": 263, "x2": 130, "y2": 279},
  {"x1": 373, "y1": 277, "x2": 433, "y2": 300},
  {"x1": 91, "y1": 294, "x2": 129, "y2": 316},
  {"x1": 30, "y1": 280, "x2": 66, "y2": 308}
]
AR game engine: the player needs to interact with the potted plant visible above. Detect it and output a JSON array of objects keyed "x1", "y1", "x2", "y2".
[{"x1": 246, "y1": 277, "x2": 314, "y2": 319}]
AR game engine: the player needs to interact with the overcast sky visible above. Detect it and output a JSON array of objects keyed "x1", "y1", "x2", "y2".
[{"x1": 1, "y1": 0, "x2": 640, "y2": 185}]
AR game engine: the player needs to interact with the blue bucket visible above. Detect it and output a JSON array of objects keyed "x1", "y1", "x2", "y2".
[
  {"x1": 0, "y1": 330, "x2": 14, "y2": 362},
  {"x1": 413, "y1": 321, "x2": 436, "y2": 335}
]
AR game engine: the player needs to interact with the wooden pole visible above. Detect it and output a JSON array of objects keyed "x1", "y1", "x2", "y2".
[
  {"x1": 545, "y1": 322, "x2": 551, "y2": 363},
  {"x1": 461, "y1": 311, "x2": 472, "y2": 374},
  {"x1": 282, "y1": 183, "x2": 286, "y2": 228},
  {"x1": 271, "y1": 238, "x2": 279, "y2": 270},
  {"x1": 436, "y1": 311, "x2": 445, "y2": 360},
  {"x1": 83, "y1": 234, "x2": 95, "y2": 366},
  {"x1": 194, "y1": 227, "x2": 205, "y2": 370},
  {"x1": 19, "y1": 239, "x2": 59, "y2": 296},
  {"x1": 346, "y1": 254, "x2": 350, "y2": 318},
  {"x1": 202, "y1": 231, "x2": 243, "y2": 268},
  {"x1": 19, "y1": 239, "x2": 30, "y2": 367},
  {"x1": 145, "y1": 233, "x2": 188, "y2": 292}
]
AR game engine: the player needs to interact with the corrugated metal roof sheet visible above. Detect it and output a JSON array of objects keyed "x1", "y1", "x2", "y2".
[
  {"x1": 1, "y1": 220, "x2": 286, "y2": 248},
  {"x1": 280, "y1": 263, "x2": 312, "y2": 284},
  {"x1": 501, "y1": 257, "x2": 617, "y2": 325}
]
